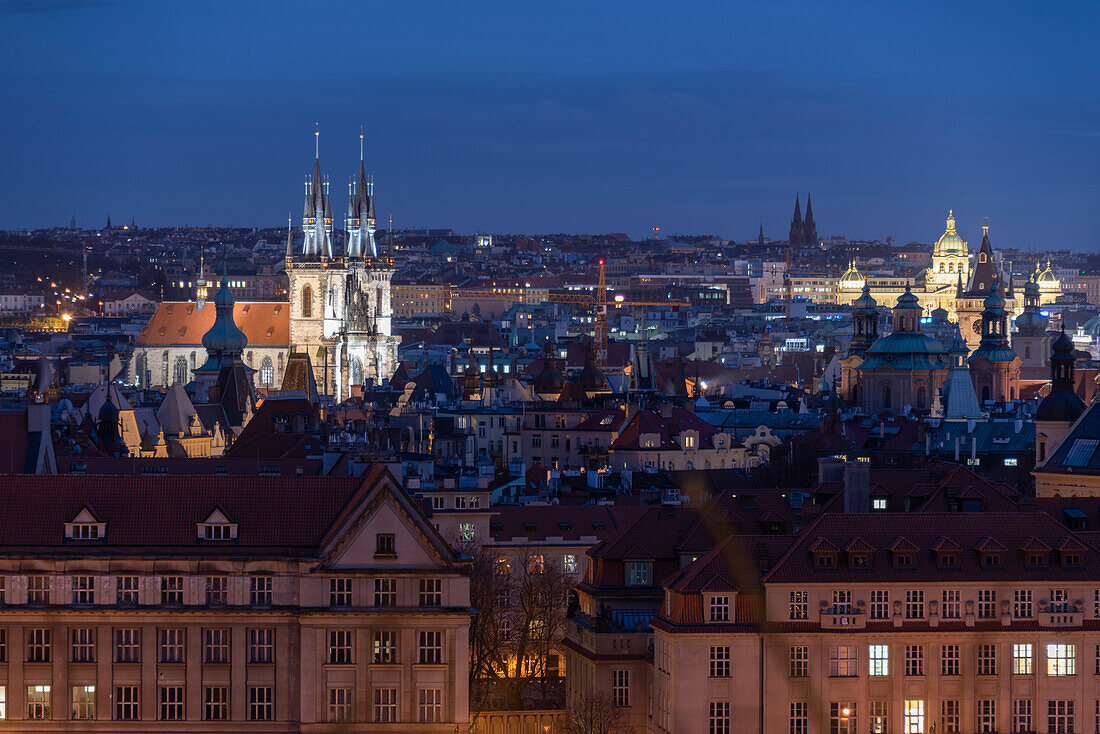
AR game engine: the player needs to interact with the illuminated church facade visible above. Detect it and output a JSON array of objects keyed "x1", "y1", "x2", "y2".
[
  {"x1": 130, "y1": 133, "x2": 400, "y2": 401},
  {"x1": 838, "y1": 211, "x2": 1062, "y2": 350}
]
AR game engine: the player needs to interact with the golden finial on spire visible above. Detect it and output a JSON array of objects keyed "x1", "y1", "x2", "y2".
[
  {"x1": 314, "y1": 123, "x2": 319, "y2": 159},
  {"x1": 360, "y1": 125, "x2": 365, "y2": 161}
]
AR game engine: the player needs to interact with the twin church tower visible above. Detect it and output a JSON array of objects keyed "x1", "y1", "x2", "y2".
[{"x1": 286, "y1": 130, "x2": 399, "y2": 400}]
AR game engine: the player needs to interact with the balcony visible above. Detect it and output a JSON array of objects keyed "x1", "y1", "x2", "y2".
[
  {"x1": 1039, "y1": 605, "x2": 1083, "y2": 628},
  {"x1": 820, "y1": 608, "x2": 867, "y2": 629}
]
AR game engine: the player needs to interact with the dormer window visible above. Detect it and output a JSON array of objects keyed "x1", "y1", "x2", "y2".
[
  {"x1": 815, "y1": 553, "x2": 836, "y2": 569},
  {"x1": 65, "y1": 507, "x2": 106, "y2": 541},
  {"x1": 810, "y1": 538, "x2": 839, "y2": 570},
  {"x1": 893, "y1": 553, "x2": 914, "y2": 568},
  {"x1": 1026, "y1": 553, "x2": 1047, "y2": 568},
  {"x1": 981, "y1": 552, "x2": 1002, "y2": 568},
  {"x1": 1062, "y1": 552, "x2": 1082, "y2": 568},
  {"x1": 197, "y1": 508, "x2": 238, "y2": 542},
  {"x1": 938, "y1": 552, "x2": 958, "y2": 568}
]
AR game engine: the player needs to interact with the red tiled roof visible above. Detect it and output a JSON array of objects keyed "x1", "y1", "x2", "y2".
[
  {"x1": 136, "y1": 301, "x2": 289, "y2": 346},
  {"x1": 765, "y1": 512, "x2": 1100, "y2": 584},
  {"x1": 0, "y1": 474, "x2": 364, "y2": 552},
  {"x1": 610, "y1": 408, "x2": 719, "y2": 451}
]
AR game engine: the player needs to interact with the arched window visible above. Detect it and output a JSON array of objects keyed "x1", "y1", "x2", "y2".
[
  {"x1": 852, "y1": 384, "x2": 859, "y2": 404},
  {"x1": 172, "y1": 356, "x2": 188, "y2": 386},
  {"x1": 302, "y1": 285, "x2": 312, "y2": 318},
  {"x1": 979, "y1": 252, "x2": 987, "y2": 263},
  {"x1": 260, "y1": 357, "x2": 274, "y2": 387},
  {"x1": 916, "y1": 387, "x2": 926, "y2": 410},
  {"x1": 939, "y1": 263, "x2": 945, "y2": 273},
  {"x1": 982, "y1": 385, "x2": 990, "y2": 402},
  {"x1": 979, "y1": 282, "x2": 984, "y2": 291},
  {"x1": 883, "y1": 384, "x2": 892, "y2": 409},
  {"x1": 351, "y1": 357, "x2": 364, "y2": 387},
  {"x1": 1025, "y1": 345, "x2": 1031, "y2": 359}
]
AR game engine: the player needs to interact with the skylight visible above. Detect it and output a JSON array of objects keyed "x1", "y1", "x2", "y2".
[{"x1": 1065, "y1": 439, "x2": 1099, "y2": 467}]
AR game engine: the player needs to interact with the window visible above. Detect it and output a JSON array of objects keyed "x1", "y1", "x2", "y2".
[
  {"x1": 115, "y1": 685, "x2": 139, "y2": 720},
  {"x1": 978, "y1": 644, "x2": 997, "y2": 676},
  {"x1": 941, "y1": 700, "x2": 960, "y2": 733},
  {"x1": 1014, "y1": 588, "x2": 1033, "y2": 618},
  {"x1": 204, "y1": 628, "x2": 230, "y2": 664},
  {"x1": 459, "y1": 522, "x2": 476, "y2": 542},
  {"x1": 27, "y1": 575, "x2": 50, "y2": 604},
  {"x1": 783, "y1": 645, "x2": 809, "y2": 678},
  {"x1": 1013, "y1": 643, "x2": 1033, "y2": 675},
  {"x1": 375, "y1": 533, "x2": 395, "y2": 556},
  {"x1": 709, "y1": 701, "x2": 731, "y2": 734},
  {"x1": 330, "y1": 577, "x2": 352, "y2": 607},
  {"x1": 116, "y1": 575, "x2": 138, "y2": 605},
  {"x1": 1048, "y1": 643, "x2": 1077, "y2": 676},
  {"x1": 374, "y1": 577, "x2": 396, "y2": 607},
  {"x1": 328, "y1": 688, "x2": 351, "y2": 723},
  {"x1": 710, "y1": 595, "x2": 730, "y2": 622},
  {"x1": 72, "y1": 684, "x2": 94, "y2": 720},
  {"x1": 869, "y1": 590, "x2": 889, "y2": 620},
  {"x1": 612, "y1": 669, "x2": 630, "y2": 706},
  {"x1": 977, "y1": 699, "x2": 997, "y2": 732},
  {"x1": 418, "y1": 688, "x2": 442, "y2": 723},
  {"x1": 872, "y1": 497, "x2": 887, "y2": 510},
  {"x1": 248, "y1": 686, "x2": 273, "y2": 721},
  {"x1": 115, "y1": 628, "x2": 140, "y2": 663},
  {"x1": 420, "y1": 578, "x2": 442, "y2": 607},
  {"x1": 903, "y1": 700, "x2": 924, "y2": 734},
  {"x1": 830, "y1": 646, "x2": 857, "y2": 677},
  {"x1": 250, "y1": 576, "x2": 273, "y2": 607},
  {"x1": 563, "y1": 554, "x2": 578, "y2": 574},
  {"x1": 942, "y1": 644, "x2": 960, "y2": 676},
  {"x1": 977, "y1": 589, "x2": 997, "y2": 619},
  {"x1": 205, "y1": 575, "x2": 228, "y2": 605},
  {"x1": 905, "y1": 589, "x2": 924, "y2": 619},
  {"x1": 905, "y1": 645, "x2": 924, "y2": 676},
  {"x1": 831, "y1": 589, "x2": 852, "y2": 614},
  {"x1": 203, "y1": 686, "x2": 228, "y2": 721},
  {"x1": 419, "y1": 630, "x2": 442, "y2": 664},
  {"x1": 1048, "y1": 700, "x2": 1074, "y2": 733},
  {"x1": 1013, "y1": 699, "x2": 1032, "y2": 732},
  {"x1": 71, "y1": 628, "x2": 95, "y2": 663},
  {"x1": 869, "y1": 644, "x2": 889, "y2": 676},
  {"x1": 0, "y1": 628, "x2": 5, "y2": 662},
  {"x1": 260, "y1": 357, "x2": 274, "y2": 387},
  {"x1": 709, "y1": 646, "x2": 731, "y2": 678},
  {"x1": 830, "y1": 702, "x2": 857, "y2": 734},
  {"x1": 790, "y1": 702, "x2": 809, "y2": 734},
  {"x1": 1051, "y1": 588, "x2": 1072, "y2": 613},
  {"x1": 328, "y1": 629, "x2": 353, "y2": 664},
  {"x1": 160, "y1": 686, "x2": 184, "y2": 721},
  {"x1": 159, "y1": 628, "x2": 184, "y2": 663},
  {"x1": 27, "y1": 685, "x2": 50, "y2": 720},
  {"x1": 373, "y1": 687, "x2": 398, "y2": 722},
  {"x1": 789, "y1": 590, "x2": 808, "y2": 620},
  {"x1": 249, "y1": 628, "x2": 274, "y2": 664},
  {"x1": 626, "y1": 561, "x2": 651, "y2": 586},
  {"x1": 71, "y1": 575, "x2": 94, "y2": 604},
  {"x1": 937, "y1": 589, "x2": 959, "y2": 619},
  {"x1": 373, "y1": 630, "x2": 396, "y2": 664},
  {"x1": 27, "y1": 627, "x2": 50, "y2": 662},
  {"x1": 161, "y1": 575, "x2": 183, "y2": 605},
  {"x1": 201, "y1": 521, "x2": 235, "y2": 540},
  {"x1": 302, "y1": 285, "x2": 312, "y2": 317}
]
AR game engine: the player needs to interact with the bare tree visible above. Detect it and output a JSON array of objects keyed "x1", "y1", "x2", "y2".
[
  {"x1": 466, "y1": 544, "x2": 572, "y2": 712},
  {"x1": 563, "y1": 693, "x2": 627, "y2": 734}
]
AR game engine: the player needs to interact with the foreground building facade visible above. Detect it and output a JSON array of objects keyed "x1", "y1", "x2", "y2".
[{"x1": 0, "y1": 467, "x2": 471, "y2": 731}]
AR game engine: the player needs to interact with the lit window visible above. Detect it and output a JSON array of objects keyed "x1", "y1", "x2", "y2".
[
  {"x1": 1047, "y1": 643, "x2": 1076, "y2": 676},
  {"x1": 1012, "y1": 643, "x2": 1032, "y2": 675},
  {"x1": 868, "y1": 644, "x2": 889, "y2": 676}
]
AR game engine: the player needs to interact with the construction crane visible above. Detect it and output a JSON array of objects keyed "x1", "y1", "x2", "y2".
[{"x1": 445, "y1": 260, "x2": 690, "y2": 369}]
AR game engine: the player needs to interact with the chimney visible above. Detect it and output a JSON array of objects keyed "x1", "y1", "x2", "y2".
[
  {"x1": 843, "y1": 461, "x2": 870, "y2": 513},
  {"x1": 818, "y1": 456, "x2": 844, "y2": 484}
]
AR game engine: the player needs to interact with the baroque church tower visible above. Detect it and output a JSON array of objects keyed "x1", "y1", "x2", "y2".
[{"x1": 286, "y1": 130, "x2": 400, "y2": 401}]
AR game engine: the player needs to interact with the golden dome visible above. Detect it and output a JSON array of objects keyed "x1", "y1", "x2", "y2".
[
  {"x1": 934, "y1": 209, "x2": 967, "y2": 255},
  {"x1": 1038, "y1": 260, "x2": 1059, "y2": 284},
  {"x1": 839, "y1": 260, "x2": 864, "y2": 286}
]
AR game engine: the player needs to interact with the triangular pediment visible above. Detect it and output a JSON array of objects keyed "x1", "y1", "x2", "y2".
[
  {"x1": 202, "y1": 507, "x2": 233, "y2": 525},
  {"x1": 71, "y1": 506, "x2": 100, "y2": 524},
  {"x1": 320, "y1": 467, "x2": 463, "y2": 571}
]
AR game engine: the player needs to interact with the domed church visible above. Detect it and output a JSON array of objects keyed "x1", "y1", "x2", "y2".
[{"x1": 855, "y1": 285, "x2": 951, "y2": 414}]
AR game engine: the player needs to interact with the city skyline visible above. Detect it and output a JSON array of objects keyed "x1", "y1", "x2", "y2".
[{"x1": 2, "y1": 0, "x2": 1098, "y2": 246}]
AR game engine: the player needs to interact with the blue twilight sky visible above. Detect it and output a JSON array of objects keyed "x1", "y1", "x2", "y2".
[{"x1": 1, "y1": 0, "x2": 1098, "y2": 249}]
